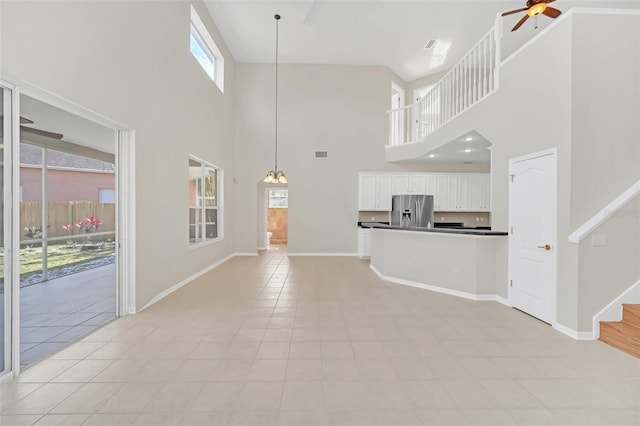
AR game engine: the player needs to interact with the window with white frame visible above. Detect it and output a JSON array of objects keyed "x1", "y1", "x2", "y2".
[
  {"x1": 190, "y1": 5, "x2": 225, "y2": 92},
  {"x1": 189, "y1": 156, "x2": 222, "y2": 245},
  {"x1": 268, "y1": 189, "x2": 288, "y2": 208}
]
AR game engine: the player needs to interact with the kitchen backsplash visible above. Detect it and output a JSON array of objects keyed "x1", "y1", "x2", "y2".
[
  {"x1": 358, "y1": 211, "x2": 391, "y2": 223},
  {"x1": 358, "y1": 211, "x2": 491, "y2": 227},
  {"x1": 433, "y1": 212, "x2": 491, "y2": 227}
]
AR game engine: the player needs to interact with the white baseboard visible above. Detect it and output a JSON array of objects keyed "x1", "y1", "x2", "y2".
[
  {"x1": 370, "y1": 264, "x2": 503, "y2": 303},
  {"x1": 235, "y1": 252, "x2": 259, "y2": 256},
  {"x1": 553, "y1": 322, "x2": 596, "y2": 341},
  {"x1": 288, "y1": 252, "x2": 358, "y2": 257},
  {"x1": 495, "y1": 295, "x2": 511, "y2": 307},
  {"x1": 139, "y1": 253, "x2": 236, "y2": 312},
  {"x1": 257, "y1": 246, "x2": 267, "y2": 251},
  {"x1": 592, "y1": 279, "x2": 640, "y2": 339}
]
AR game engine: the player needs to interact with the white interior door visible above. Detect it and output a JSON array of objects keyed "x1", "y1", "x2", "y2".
[{"x1": 509, "y1": 150, "x2": 557, "y2": 324}]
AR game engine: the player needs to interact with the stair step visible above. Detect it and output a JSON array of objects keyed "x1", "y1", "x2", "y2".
[
  {"x1": 622, "y1": 304, "x2": 640, "y2": 328},
  {"x1": 600, "y1": 321, "x2": 640, "y2": 358}
]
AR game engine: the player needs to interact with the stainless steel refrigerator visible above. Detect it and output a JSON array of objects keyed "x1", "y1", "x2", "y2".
[{"x1": 391, "y1": 195, "x2": 434, "y2": 228}]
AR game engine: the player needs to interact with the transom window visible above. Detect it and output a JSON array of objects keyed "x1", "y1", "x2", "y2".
[
  {"x1": 190, "y1": 5, "x2": 225, "y2": 92},
  {"x1": 268, "y1": 189, "x2": 288, "y2": 208},
  {"x1": 189, "y1": 156, "x2": 223, "y2": 246}
]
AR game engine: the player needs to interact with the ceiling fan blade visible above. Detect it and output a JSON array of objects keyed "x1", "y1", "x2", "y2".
[
  {"x1": 20, "y1": 125, "x2": 64, "y2": 140},
  {"x1": 543, "y1": 7, "x2": 562, "y2": 18},
  {"x1": 502, "y1": 7, "x2": 529, "y2": 17},
  {"x1": 543, "y1": 0, "x2": 556, "y2": 4},
  {"x1": 511, "y1": 14, "x2": 530, "y2": 32},
  {"x1": 0, "y1": 115, "x2": 34, "y2": 124}
]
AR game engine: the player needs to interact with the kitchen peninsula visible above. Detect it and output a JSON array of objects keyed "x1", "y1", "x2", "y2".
[{"x1": 362, "y1": 223, "x2": 508, "y2": 302}]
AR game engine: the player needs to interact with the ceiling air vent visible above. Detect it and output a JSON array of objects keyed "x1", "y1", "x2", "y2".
[
  {"x1": 423, "y1": 39, "x2": 437, "y2": 50},
  {"x1": 315, "y1": 151, "x2": 328, "y2": 159}
]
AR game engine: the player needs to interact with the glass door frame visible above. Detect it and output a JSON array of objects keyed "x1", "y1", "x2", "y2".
[
  {"x1": 0, "y1": 76, "x2": 137, "y2": 380},
  {"x1": 0, "y1": 79, "x2": 20, "y2": 380}
]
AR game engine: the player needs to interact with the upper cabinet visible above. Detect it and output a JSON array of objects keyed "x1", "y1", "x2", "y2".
[
  {"x1": 359, "y1": 172, "x2": 490, "y2": 212},
  {"x1": 392, "y1": 174, "x2": 426, "y2": 195},
  {"x1": 359, "y1": 173, "x2": 392, "y2": 211}
]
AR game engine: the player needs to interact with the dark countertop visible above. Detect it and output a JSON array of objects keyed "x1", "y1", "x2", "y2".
[
  {"x1": 357, "y1": 221, "x2": 389, "y2": 228},
  {"x1": 359, "y1": 222, "x2": 508, "y2": 236}
]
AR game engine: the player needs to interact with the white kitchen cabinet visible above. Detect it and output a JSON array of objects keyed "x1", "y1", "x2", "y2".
[
  {"x1": 359, "y1": 172, "x2": 489, "y2": 212},
  {"x1": 359, "y1": 174, "x2": 392, "y2": 211},
  {"x1": 434, "y1": 174, "x2": 451, "y2": 211},
  {"x1": 377, "y1": 175, "x2": 392, "y2": 210},
  {"x1": 468, "y1": 174, "x2": 490, "y2": 211},
  {"x1": 358, "y1": 228, "x2": 371, "y2": 259},
  {"x1": 392, "y1": 174, "x2": 427, "y2": 195},
  {"x1": 440, "y1": 173, "x2": 490, "y2": 212}
]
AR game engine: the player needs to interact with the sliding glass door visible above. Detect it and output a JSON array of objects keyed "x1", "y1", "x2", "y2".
[{"x1": 1, "y1": 85, "x2": 13, "y2": 376}]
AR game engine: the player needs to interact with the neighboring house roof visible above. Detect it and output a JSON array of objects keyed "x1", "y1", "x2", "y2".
[{"x1": 20, "y1": 143, "x2": 114, "y2": 172}]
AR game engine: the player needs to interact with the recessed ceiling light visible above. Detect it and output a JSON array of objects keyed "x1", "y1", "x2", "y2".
[
  {"x1": 464, "y1": 149, "x2": 472, "y2": 153},
  {"x1": 428, "y1": 154, "x2": 436, "y2": 158},
  {"x1": 423, "y1": 39, "x2": 437, "y2": 50},
  {"x1": 464, "y1": 136, "x2": 473, "y2": 141}
]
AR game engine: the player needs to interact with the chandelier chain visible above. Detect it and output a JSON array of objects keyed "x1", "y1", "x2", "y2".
[{"x1": 274, "y1": 14, "x2": 279, "y2": 173}]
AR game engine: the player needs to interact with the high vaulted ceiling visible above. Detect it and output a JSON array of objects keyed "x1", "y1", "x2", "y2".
[{"x1": 205, "y1": 0, "x2": 640, "y2": 81}]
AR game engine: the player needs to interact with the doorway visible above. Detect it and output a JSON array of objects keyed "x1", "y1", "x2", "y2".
[
  {"x1": 508, "y1": 149, "x2": 557, "y2": 324},
  {"x1": 18, "y1": 94, "x2": 118, "y2": 368},
  {"x1": 0, "y1": 77, "x2": 135, "y2": 379},
  {"x1": 266, "y1": 188, "x2": 288, "y2": 248}
]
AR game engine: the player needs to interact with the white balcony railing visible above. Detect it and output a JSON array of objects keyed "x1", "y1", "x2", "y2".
[{"x1": 388, "y1": 24, "x2": 501, "y2": 146}]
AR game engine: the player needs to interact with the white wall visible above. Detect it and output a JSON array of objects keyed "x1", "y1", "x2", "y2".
[
  {"x1": 233, "y1": 63, "x2": 484, "y2": 254},
  {"x1": 571, "y1": 13, "x2": 640, "y2": 331},
  {"x1": 0, "y1": 1, "x2": 237, "y2": 309},
  {"x1": 578, "y1": 197, "x2": 640, "y2": 331}
]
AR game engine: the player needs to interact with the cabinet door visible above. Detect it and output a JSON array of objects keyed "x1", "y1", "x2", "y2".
[
  {"x1": 425, "y1": 174, "x2": 438, "y2": 199},
  {"x1": 376, "y1": 175, "x2": 393, "y2": 210},
  {"x1": 359, "y1": 174, "x2": 377, "y2": 210},
  {"x1": 454, "y1": 174, "x2": 472, "y2": 211},
  {"x1": 392, "y1": 175, "x2": 409, "y2": 195},
  {"x1": 358, "y1": 228, "x2": 372, "y2": 258},
  {"x1": 408, "y1": 175, "x2": 427, "y2": 194},
  {"x1": 479, "y1": 174, "x2": 490, "y2": 210},
  {"x1": 467, "y1": 174, "x2": 485, "y2": 211},
  {"x1": 434, "y1": 174, "x2": 451, "y2": 210},
  {"x1": 363, "y1": 230, "x2": 371, "y2": 258}
]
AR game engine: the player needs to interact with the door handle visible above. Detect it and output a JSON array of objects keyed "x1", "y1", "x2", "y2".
[{"x1": 537, "y1": 244, "x2": 552, "y2": 251}]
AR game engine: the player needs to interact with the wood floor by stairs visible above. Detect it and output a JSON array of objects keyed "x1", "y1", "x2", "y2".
[{"x1": 600, "y1": 304, "x2": 640, "y2": 358}]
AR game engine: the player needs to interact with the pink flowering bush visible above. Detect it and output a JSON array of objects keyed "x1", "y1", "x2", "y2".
[{"x1": 63, "y1": 216, "x2": 103, "y2": 244}]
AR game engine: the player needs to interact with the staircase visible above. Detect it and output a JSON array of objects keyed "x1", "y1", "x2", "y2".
[{"x1": 600, "y1": 304, "x2": 640, "y2": 358}]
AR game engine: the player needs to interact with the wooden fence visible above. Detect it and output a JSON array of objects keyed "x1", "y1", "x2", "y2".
[{"x1": 0, "y1": 202, "x2": 116, "y2": 240}]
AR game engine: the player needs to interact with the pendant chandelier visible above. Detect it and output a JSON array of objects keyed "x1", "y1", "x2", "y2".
[{"x1": 264, "y1": 14, "x2": 287, "y2": 184}]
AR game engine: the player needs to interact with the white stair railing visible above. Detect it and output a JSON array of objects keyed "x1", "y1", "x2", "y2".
[{"x1": 388, "y1": 23, "x2": 501, "y2": 146}]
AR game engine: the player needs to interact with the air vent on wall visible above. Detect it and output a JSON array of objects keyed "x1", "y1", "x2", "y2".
[
  {"x1": 423, "y1": 39, "x2": 437, "y2": 50},
  {"x1": 315, "y1": 151, "x2": 328, "y2": 159}
]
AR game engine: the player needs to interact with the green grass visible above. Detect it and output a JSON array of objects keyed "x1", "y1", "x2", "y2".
[{"x1": 0, "y1": 243, "x2": 115, "y2": 280}]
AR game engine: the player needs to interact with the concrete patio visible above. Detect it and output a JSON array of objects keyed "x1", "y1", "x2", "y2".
[{"x1": 19, "y1": 264, "x2": 116, "y2": 368}]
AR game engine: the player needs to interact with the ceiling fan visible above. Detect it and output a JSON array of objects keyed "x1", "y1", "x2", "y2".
[
  {"x1": 0, "y1": 116, "x2": 64, "y2": 140},
  {"x1": 502, "y1": 0, "x2": 562, "y2": 32}
]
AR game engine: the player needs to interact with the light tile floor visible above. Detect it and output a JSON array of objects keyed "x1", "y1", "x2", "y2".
[{"x1": 1, "y1": 247, "x2": 639, "y2": 425}]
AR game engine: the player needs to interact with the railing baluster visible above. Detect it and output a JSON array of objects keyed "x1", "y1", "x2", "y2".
[{"x1": 387, "y1": 25, "x2": 500, "y2": 145}]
